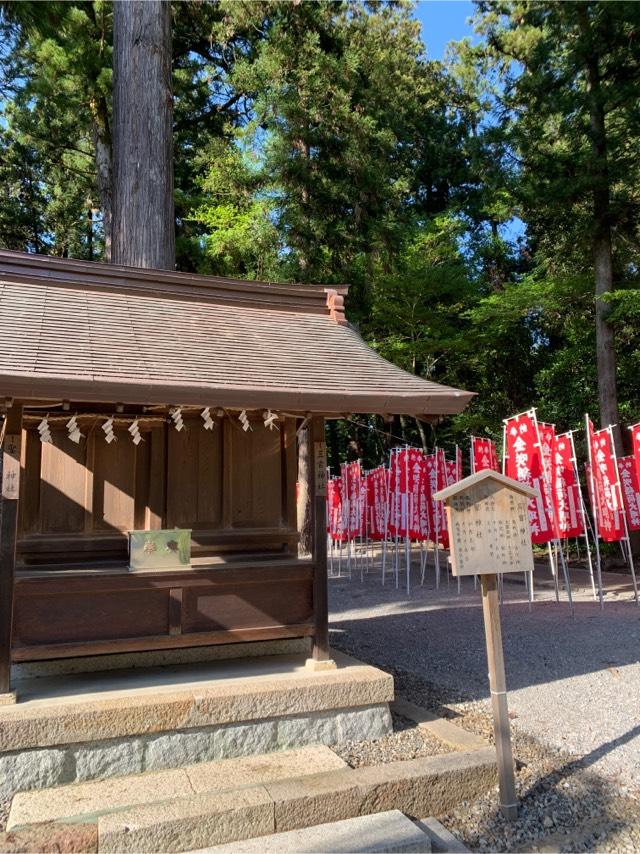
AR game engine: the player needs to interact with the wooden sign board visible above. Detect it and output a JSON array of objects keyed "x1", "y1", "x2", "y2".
[
  {"x1": 314, "y1": 441, "x2": 327, "y2": 497},
  {"x1": 437, "y1": 472, "x2": 535, "y2": 578},
  {"x1": 2, "y1": 434, "x2": 21, "y2": 500}
]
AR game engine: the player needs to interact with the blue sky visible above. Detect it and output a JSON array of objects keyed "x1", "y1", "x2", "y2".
[{"x1": 412, "y1": 0, "x2": 477, "y2": 61}]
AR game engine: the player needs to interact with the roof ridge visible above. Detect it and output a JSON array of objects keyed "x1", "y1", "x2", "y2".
[{"x1": 0, "y1": 250, "x2": 349, "y2": 316}]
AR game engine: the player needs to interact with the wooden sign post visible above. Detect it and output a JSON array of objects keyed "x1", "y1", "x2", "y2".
[{"x1": 435, "y1": 470, "x2": 537, "y2": 821}]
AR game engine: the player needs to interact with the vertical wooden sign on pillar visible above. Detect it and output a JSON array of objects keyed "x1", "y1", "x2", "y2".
[
  {"x1": 0, "y1": 403, "x2": 23, "y2": 701},
  {"x1": 435, "y1": 469, "x2": 537, "y2": 820}
]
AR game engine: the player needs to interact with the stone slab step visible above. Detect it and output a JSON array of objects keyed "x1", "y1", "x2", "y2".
[
  {"x1": 8, "y1": 745, "x2": 347, "y2": 830},
  {"x1": 415, "y1": 817, "x2": 470, "y2": 853},
  {"x1": 96, "y1": 749, "x2": 496, "y2": 852},
  {"x1": 196, "y1": 810, "x2": 431, "y2": 853}
]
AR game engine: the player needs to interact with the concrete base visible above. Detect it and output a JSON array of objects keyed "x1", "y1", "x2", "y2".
[
  {"x1": 0, "y1": 651, "x2": 393, "y2": 800},
  {"x1": 0, "y1": 691, "x2": 17, "y2": 706}
]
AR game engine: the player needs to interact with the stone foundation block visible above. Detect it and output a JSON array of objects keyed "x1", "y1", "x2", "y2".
[
  {"x1": 336, "y1": 704, "x2": 392, "y2": 743},
  {"x1": 277, "y1": 710, "x2": 339, "y2": 750},
  {"x1": 214, "y1": 720, "x2": 278, "y2": 760},
  {"x1": 0, "y1": 747, "x2": 73, "y2": 800},
  {"x1": 74, "y1": 738, "x2": 145, "y2": 782},
  {"x1": 144, "y1": 729, "x2": 216, "y2": 771}
]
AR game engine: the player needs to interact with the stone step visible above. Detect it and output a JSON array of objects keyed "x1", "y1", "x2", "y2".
[
  {"x1": 196, "y1": 810, "x2": 431, "y2": 853},
  {"x1": 96, "y1": 749, "x2": 495, "y2": 852},
  {"x1": 9, "y1": 745, "x2": 495, "y2": 853},
  {"x1": 8, "y1": 745, "x2": 347, "y2": 830}
]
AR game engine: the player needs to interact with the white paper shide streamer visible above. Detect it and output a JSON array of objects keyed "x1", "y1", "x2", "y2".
[
  {"x1": 37, "y1": 416, "x2": 53, "y2": 444},
  {"x1": 170, "y1": 408, "x2": 184, "y2": 431},
  {"x1": 102, "y1": 417, "x2": 117, "y2": 444},
  {"x1": 263, "y1": 409, "x2": 279, "y2": 431},
  {"x1": 66, "y1": 415, "x2": 83, "y2": 444},
  {"x1": 128, "y1": 418, "x2": 142, "y2": 446},
  {"x1": 201, "y1": 407, "x2": 215, "y2": 430},
  {"x1": 238, "y1": 410, "x2": 252, "y2": 432}
]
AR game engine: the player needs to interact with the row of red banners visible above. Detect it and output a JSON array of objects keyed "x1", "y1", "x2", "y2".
[{"x1": 328, "y1": 416, "x2": 640, "y2": 546}]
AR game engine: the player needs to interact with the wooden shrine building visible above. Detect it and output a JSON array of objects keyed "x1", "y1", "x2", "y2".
[{"x1": 0, "y1": 250, "x2": 473, "y2": 697}]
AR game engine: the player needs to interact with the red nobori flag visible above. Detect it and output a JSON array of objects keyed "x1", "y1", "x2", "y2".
[
  {"x1": 389, "y1": 448, "x2": 425, "y2": 540},
  {"x1": 504, "y1": 412, "x2": 557, "y2": 544},
  {"x1": 618, "y1": 456, "x2": 640, "y2": 532},
  {"x1": 327, "y1": 478, "x2": 346, "y2": 542},
  {"x1": 424, "y1": 450, "x2": 448, "y2": 547},
  {"x1": 341, "y1": 461, "x2": 363, "y2": 538},
  {"x1": 445, "y1": 458, "x2": 458, "y2": 486},
  {"x1": 456, "y1": 445, "x2": 463, "y2": 481},
  {"x1": 472, "y1": 437, "x2": 499, "y2": 473},
  {"x1": 587, "y1": 419, "x2": 625, "y2": 542},
  {"x1": 553, "y1": 432, "x2": 584, "y2": 539},
  {"x1": 367, "y1": 467, "x2": 388, "y2": 540},
  {"x1": 631, "y1": 424, "x2": 640, "y2": 483}
]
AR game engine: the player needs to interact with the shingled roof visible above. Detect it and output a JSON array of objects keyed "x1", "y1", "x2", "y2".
[{"x1": 0, "y1": 250, "x2": 474, "y2": 416}]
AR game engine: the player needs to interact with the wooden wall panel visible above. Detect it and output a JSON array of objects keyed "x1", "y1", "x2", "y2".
[
  {"x1": 92, "y1": 427, "x2": 136, "y2": 531},
  {"x1": 231, "y1": 425, "x2": 282, "y2": 528},
  {"x1": 182, "y1": 578, "x2": 313, "y2": 633},
  {"x1": 13, "y1": 587, "x2": 170, "y2": 645},
  {"x1": 166, "y1": 417, "x2": 222, "y2": 529},
  {"x1": 39, "y1": 428, "x2": 88, "y2": 534},
  {"x1": 12, "y1": 562, "x2": 314, "y2": 659}
]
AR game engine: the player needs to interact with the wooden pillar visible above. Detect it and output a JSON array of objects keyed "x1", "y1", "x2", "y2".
[
  {"x1": 310, "y1": 416, "x2": 330, "y2": 662},
  {"x1": 0, "y1": 402, "x2": 23, "y2": 698}
]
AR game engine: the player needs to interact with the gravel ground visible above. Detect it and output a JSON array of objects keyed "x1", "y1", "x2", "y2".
[
  {"x1": 329, "y1": 556, "x2": 640, "y2": 852},
  {"x1": 334, "y1": 711, "x2": 453, "y2": 768}
]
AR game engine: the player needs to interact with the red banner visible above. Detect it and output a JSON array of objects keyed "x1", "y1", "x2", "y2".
[
  {"x1": 327, "y1": 478, "x2": 346, "y2": 542},
  {"x1": 424, "y1": 450, "x2": 448, "y2": 547},
  {"x1": 367, "y1": 466, "x2": 389, "y2": 540},
  {"x1": 391, "y1": 448, "x2": 426, "y2": 540},
  {"x1": 445, "y1": 459, "x2": 458, "y2": 486},
  {"x1": 587, "y1": 419, "x2": 625, "y2": 542},
  {"x1": 472, "y1": 437, "x2": 499, "y2": 473},
  {"x1": 341, "y1": 461, "x2": 363, "y2": 538},
  {"x1": 618, "y1": 456, "x2": 640, "y2": 532},
  {"x1": 456, "y1": 445, "x2": 463, "y2": 481},
  {"x1": 552, "y1": 432, "x2": 584, "y2": 539},
  {"x1": 504, "y1": 413, "x2": 557, "y2": 544},
  {"x1": 631, "y1": 424, "x2": 640, "y2": 483}
]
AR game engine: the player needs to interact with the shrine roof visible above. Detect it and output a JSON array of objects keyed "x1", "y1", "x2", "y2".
[{"x1": 0, "y1": 250, "x2": 474, "y2": 416}]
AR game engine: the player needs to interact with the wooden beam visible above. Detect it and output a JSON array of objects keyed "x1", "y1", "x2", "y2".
[
  {"x1": 0, "y1": 402, "x2": 23, "y2": 695},
  {"x1": 310, "y1": 416, "x2": 330, "y2": 661}
]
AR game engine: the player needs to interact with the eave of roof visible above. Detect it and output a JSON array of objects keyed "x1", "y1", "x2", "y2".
[{"x1": 0, "y1": 250, "x2": 475, "y2": 416}]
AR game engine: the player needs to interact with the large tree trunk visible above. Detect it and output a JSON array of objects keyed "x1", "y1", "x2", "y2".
[
  {"x1": 112, "y1": 0, "x2": 175, "y2": 270},
  {"x1": 580, "y1": 10, "x2": 621, "y2": 452},
  {"x1": 89, "y1": 97, "x2": 113, "y2": 261}
]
